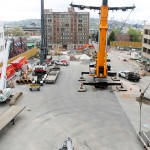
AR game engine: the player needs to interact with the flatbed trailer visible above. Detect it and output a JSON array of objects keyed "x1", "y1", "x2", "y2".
[
  {"x1": 0, "y1": 106, "x2": 25, "y2": 131},
  {"x1": 44, "y1": 70, "x2": 60, "y2": 84}
]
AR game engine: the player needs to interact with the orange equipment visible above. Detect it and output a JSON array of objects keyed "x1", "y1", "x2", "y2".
[
  {"x1": 0, "y1": 64, "x2": 16, "y2": 80},
  {"x1": 11, "y1": 56, "x2": 28, "y2": 71},
  {"x1": 77, "y1": 44, "x2": 95, "y2": 51},
  {"x1": 71, "y1": 1, "x2": 135, "y2": 88}
]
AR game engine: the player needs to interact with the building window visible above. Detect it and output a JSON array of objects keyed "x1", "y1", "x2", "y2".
[
  {"x1": 78, "y1": 28, "x2": 82, "y2": 31},
  {"x1": 148, "y1": 49, "x2": 150, "y2": 54},
  {"x1": 144, "y1": 29, "x2": 148, "y2": 35},
  {"x1": 144, "y1": 38, "x2": 148, "y2": 44},
  {"x1": 78, "y1": 19, "x2": 82, "y2": 23},
  {"x1": 143, "y1": 47, "x2": 147, "y2": 53}
]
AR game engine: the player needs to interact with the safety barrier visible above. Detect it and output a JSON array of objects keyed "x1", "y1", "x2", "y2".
[{"x1": 110, "y1": 41, "x2": 142, "y2": 48}]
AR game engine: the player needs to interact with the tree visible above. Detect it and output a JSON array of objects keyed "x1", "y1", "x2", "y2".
[
  {"x1": 107, "y1": 31, "x2": 115, "y2": 45},
  {"x1": 4, "y1": 29, "x2": 12, "y2": 37},
  {"x1": 128, "y1": 28, "x2": 141, "y2": 42},
  {"x1": 5, "y1": 27, "x2": 25, "y2": 37},
  {"x1": 113, "y1": 28, "x2": 121, "y2": 34}
]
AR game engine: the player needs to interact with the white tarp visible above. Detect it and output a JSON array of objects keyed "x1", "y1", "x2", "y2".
[{"x1": 80, "y1": 54, "x2": 91, "y2": 60}]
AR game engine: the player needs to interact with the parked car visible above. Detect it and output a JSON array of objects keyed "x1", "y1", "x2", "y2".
[
  {"x1": 118, "y1": 71, "x2": 141, "y2": 82},
  {"x1": 54, "y1": 59, "x2": 69, "y2": 66}
]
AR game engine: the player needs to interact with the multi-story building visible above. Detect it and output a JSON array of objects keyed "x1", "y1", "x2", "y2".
[
  {"x1": 0, "y1": 22, "x2": 5, "y2": 62},
  {"x1": 44, "y1": 7, "x2": 89, "y2": 50},
  {"x1": 142, "y1": 25, "x2": 150, "y2": 63}
]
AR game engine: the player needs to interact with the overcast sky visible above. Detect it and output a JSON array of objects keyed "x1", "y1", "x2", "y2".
[{"x1": 0, "y1": 0, "x2": 150, "y2": 23}]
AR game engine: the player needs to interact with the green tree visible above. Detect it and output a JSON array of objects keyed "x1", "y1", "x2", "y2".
[
  {"x1": 5, "y1": 27, "x2": 25, "y2": 37},
  {"x1": 113, "y1": 28, "x2": 121, "y2": 34},
  {"x1": 4, "y1": 29, "x2": 12, "y2": 37},
  {"x1": 128, "y1": 28, "x2": 141, "y2": 42},
  {"x1": 107, "y1": 31, "x2": 115, "y2": 45}
]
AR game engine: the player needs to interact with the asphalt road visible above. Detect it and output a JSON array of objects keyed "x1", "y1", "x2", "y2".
[{"x1": 0, "y1": 60, "x2": 144, "y2": 150}]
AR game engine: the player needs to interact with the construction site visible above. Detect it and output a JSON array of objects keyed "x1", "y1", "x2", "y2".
[{"x1": 0, "y1": 0, "x2": 150, "y2": 150}]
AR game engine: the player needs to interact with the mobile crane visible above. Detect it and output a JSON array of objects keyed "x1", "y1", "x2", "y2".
[
  {"x1": 70, "y1": 0, "x2": 135, "y2": 89},
  {"x1": 0, "y1": 41, "x2": 12, "y2": 102}
]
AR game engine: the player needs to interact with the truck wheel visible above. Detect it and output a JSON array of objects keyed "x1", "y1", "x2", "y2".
[
  {"x1": 30, "y1": 88, "x2": 32, "y2": 91},
  {"x1": 32, "y1": 72, "x2": 35, "y2": 76}
]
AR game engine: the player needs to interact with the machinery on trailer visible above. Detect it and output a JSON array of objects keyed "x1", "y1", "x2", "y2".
[
  {"x1": 32, "y1": 74, "x2": 44, "y2": 86},
  {"x1": 71, "y1": 1, "x2": 135, "y2": 89},
  {"x1": 32, "y1": 64, "x2": 47, "y2": 76}
]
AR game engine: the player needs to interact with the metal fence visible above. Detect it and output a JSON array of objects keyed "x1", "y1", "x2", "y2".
[{"x1": 110, "y1": 41, "x2": 142, "y2": 48}]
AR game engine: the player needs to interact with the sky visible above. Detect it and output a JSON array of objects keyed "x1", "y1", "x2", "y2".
[{"x1": 0, "y1": 0, "x2": 150, "y2": 23}]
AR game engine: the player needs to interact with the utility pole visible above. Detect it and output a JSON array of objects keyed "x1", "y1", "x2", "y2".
[{"x1": 40, "y1": 0, "x2": 47, "y2": 64}]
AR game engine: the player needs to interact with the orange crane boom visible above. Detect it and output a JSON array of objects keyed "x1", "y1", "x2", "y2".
[
  {"x1": 71, "y1": 1, "x2": 135, "y2": 88},
  {"x1": 96, "y1": 3, "x2": 108, "y2": 78}
]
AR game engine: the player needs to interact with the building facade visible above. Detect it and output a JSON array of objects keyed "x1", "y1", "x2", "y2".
[
  {"x1": 7, "y1": 37, "x2": 27, "y2": 58},
  {"x1": 0, "y1": 22, "x2": 5, "y2": 62},
  {"x1": 142, "y1": 25, "x2": 150, "y2": 61},
  {"x1": 115, "y1": 34, "x2": 130, "y2": 41},
  {"x1": 44, "y1": 7, "x2": 89, "y2": 50}
]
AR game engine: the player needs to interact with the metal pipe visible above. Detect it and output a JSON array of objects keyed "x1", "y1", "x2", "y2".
[{"x1": 16, "y1": 80, "x2": 20, "y2": 84}]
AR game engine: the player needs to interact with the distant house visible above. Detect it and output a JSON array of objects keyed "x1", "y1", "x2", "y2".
[{"x1": 115, "y1": 34, "x2": 130, "y2": 41}]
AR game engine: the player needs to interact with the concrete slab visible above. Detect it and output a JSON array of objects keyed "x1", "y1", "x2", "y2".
[{"x1": 0, "y1": 61, "x2": 143, "y2": 150}]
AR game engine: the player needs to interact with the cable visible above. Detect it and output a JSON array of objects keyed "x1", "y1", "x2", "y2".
[{"x1": 120, "y1": 9, "x2": 133, "y2": 31}]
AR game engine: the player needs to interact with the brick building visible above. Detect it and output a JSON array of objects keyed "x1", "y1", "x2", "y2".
[
  {"x1": 44, "y1": 7, "x2": 89, "y2": 50},
  {"x1": 115, "y1": 34, "x2": 130, "y2": 41}
]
